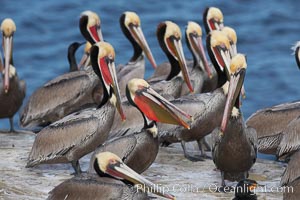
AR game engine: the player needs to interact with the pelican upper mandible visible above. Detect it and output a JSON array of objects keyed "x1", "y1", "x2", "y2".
[
  {"x1": 20, "y1": 11, "x2": 103, "y2": 128},
  {"x1": 26, "y1": 42, "x2": 125, "y2": 174},
  {"x1": 89, "y1": 78, "x2": 191, "y2": 174},
  {"x1": 0, "y1": 18, "x2": 26, "y2": 132},
  {"x1": 48, "y1": 152, "x2": 175, "y2": 200},
  {"x1": 116, "y1": 11, "x2": 157, "y2": 98},
  {"x1": 211, "y1": 54, "x2": 257, "y2": 187}
]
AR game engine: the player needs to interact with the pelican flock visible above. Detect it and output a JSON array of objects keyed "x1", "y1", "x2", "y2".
[{"x1": 0, "y1": 5, "x2": 299, "y2": 200}]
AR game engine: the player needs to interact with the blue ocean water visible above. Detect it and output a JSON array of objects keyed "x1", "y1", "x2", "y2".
[{"x1": 0, "y1": 0, "x2": 299, "y2": 130}]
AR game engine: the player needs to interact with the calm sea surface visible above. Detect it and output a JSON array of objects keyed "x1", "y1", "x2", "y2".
[{"x1": 0, "y1": 0, "x2": 300, "y2": 130}]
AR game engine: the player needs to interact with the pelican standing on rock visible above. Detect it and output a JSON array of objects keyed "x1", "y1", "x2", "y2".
[
  {"x1": 26, "y1": 42, "x2": 125, "y2": 174},
  {"x1": 89, "y1": 78, "x2": 191, "y2": 174},
  {"x1": 48, "y1": 152, "x2": 175, "y2": 200},
  {"x1": 0, "y1": 18, "x2": 26, "y2": 132},
  {"x1": 211, "y1": 54, "x2": 257, "y2": 187},
  {"x1": 20, "y1": 11, "x2": 103, "y2": 128}
]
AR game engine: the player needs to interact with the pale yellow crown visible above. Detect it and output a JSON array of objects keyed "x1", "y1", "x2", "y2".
[
  {"x1": 210, "y1": 30, "x2": 230, "y2": 49},
  {"x1": 95, "y1": 41, "x2": 115, "y2": 60},
  {"x1": 124, "y1": 11, "x2": 141, "y2": 28},
  {"x1": 81, "y1": 10, "x2": 100, "y2": 27},
  {"x1": 1, "y1": 18, "x2": 16, "y2": 36},
  {"x1": 127, "y1": 78, "x2": 149, "y2": 98},
  {"x1": 222, "y1": 26, "x2": 237, "y2": 44},
  {"x1": 186, "y1": 21, "x2": 202, "y2": 37},
  {"x1": 164, "y1": 21, "x2": 182, "y2": 40},
  {"x1": 95, "y1": 152, "x2": 122, "y2": 173},
  {"x1": 207, "y1": 7, "x2": 224, "y2": 22},
  {"x1": 230, "y1": 53, "x2": 247, "y2": 73}
]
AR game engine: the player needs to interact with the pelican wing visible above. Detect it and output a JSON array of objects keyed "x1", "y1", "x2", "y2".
[
  {"x1": 246, "y1": 101, "x2": 300, "y2": 139},
  {"x1": 21, "y1": 70, "x2": 97, "y2": 127},
  {"x1": 277, "y1": 117, "x2": 300, "y2": 157},
  {"x1": 27, "y1": 109, "x2": 99, "y2": 166},
  {"x1": 47, "y1": 175, "x2": 140, "y2": 200},
  {"x1": 281, "y1": 150, "x2": 300, "y2": 186},
  {"x1": 44, "y1": 71, "x2": 87, "y2": 87},
  {"x1": 88, "y1": 135, "x2": 137, "y2": 173}
]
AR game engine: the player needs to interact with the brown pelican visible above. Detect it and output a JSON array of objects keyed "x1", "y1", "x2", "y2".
[
  {"x1": 67, "y1": 42, "x2": 85, "y2": 72},
  {"x1": 26, "y1": 42, "x2": 125, "y2": 174},
  {"x1": 116, "y1": 11, "x2": 157, "y2": 98},
  {"x1": 281, "y1": 150, "x2": 300, "y2": 200},
  {"x1": 0, "y1": 18, "x2": 26, "y2": 132},
  {"x1": 147, "y1": 21, "x2": 193, "y2": 99},
  {"x1": 233, "y1": 179, "x2": 258, "y2": 200},
  {"x1": 203, "y1": 7, "x2": 224, "y2": 34},
  {"x1": 89, "y1": 78, "x2": 191, "y2": 174},
  {"x1": 180, "y1": 21, "x2": 217, "y2": 96},
  {"x1": 48, "y1": 152, "x2": 175, "y2": 200},
  {"x1": 110, "y1": 30, "x2": 231, "y2": 162},
  {"x1": 20, "y1": 11, "x2": 103, "y2": 128},
  {"x1": 79, "y1": 10, "x2": 103, "y2": 44},
  {"x1": 211, "y1": 54, "x2": 257, "y2": 187}
]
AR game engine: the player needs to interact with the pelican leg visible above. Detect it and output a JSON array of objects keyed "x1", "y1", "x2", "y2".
[
  {"x1": 203, "y1": 137, "x2": 211, "y2": 151},
  {"x1": 221, "y1": 171, "x2": 226, "y2": 187},
  {"x1": 9, "y1": 117, "x2": 15, "y2": 132},
  {"x1": 216, "y1": 171, "x2": 234, "y2": 193},
  {"x1": 71, "y1": 160, "x2": 82, "y2": 175},
  {"x1": 197, "y1": 139, "x2": 212, "y2": 159},
  {"x1": 181, "y1": 141, "x2": 204, "y2": 162}
]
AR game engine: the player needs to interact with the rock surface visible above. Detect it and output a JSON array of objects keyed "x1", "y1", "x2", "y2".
[{"x1": 0, "y1": 132, "x2": 287, "y2": 199}]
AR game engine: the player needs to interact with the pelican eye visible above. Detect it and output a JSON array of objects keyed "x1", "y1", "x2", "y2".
[
  {"x1": 109, "y1": 159, "x2": 117, "y2": 165},
  {"x1": 108, "y1": 54, "x2": 113, "y2": 60}
]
